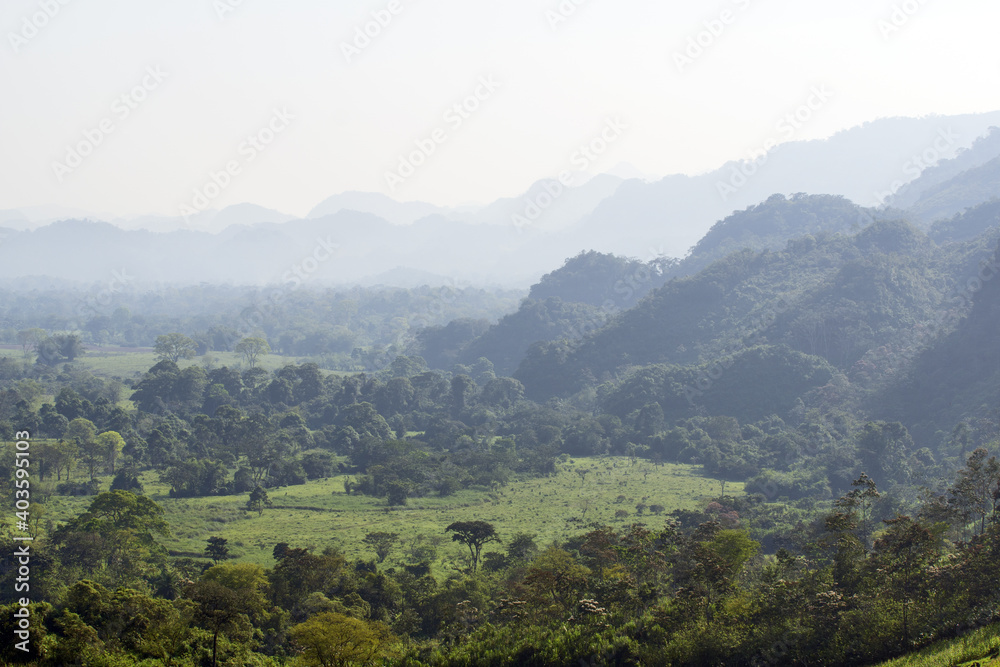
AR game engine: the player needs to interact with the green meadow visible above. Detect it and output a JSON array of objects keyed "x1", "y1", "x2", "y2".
[
  {"x1": 37, "y1": 457, "x2": 738, "y2": 570},
  {"x1": 0, "y1": 346, "x2": 327, "y2": 380}
]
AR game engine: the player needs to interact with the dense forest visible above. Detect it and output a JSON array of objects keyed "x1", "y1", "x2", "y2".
[{"x1": 4, "y1": 183, "x2": 1000, "y2": 664}]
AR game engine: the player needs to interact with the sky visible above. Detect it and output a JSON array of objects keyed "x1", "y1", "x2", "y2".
[{"x1": 1, "y1": 0, "x2": 998, "y2": 219}]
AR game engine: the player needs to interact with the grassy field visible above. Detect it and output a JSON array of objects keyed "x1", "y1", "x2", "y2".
[
  {"x1": 0, "y1": 346, "x2": 323, "y2": 379},
  {"x1": 37, "y1": 457, "x2": 738, "y2": 571},
  {"x1": 874, "y1": 624, "x2": 1000, "y2": 666}
]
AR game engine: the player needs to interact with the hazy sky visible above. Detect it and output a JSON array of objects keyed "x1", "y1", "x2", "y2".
[{"x1": 1, "y1": 0, "x2": 998, "y2": 218}]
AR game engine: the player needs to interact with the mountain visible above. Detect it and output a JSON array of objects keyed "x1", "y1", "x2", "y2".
[
  {"x1": 0, "y1": 205, "x2": 107, "y2": 230},
  {"x1": 513, "y1": 217, "x2": 956, "y2": 413},
  {"x1": 928, "y1": 199, "x2": 1000, "y2": 244},
  {"x1": 676, "y1": 193, "x2": 875, "y2": 277},
  {"x1": 111, "y1": 203, "x2": 296, "y2": 234},
  {"x1": 901, "y1": 156, "x2": 1000, "y2": 224},
  {"x1": 432, "y1": 195, "x2": 885, "y2": 380},
  {"x1": 881, "y1": 238, "x2": 1000, "y2": 441},
  {"x1": 308, "y1": 191, "x2": 449, "y2": 225},
  {"x1": 410, "y1": 251, "x2": 674, "y2": 375},
  {"x1": 8, "y1": 113, "x2": 1000, "y2": 289},
  {"x1": 889, "y1": 126, "x2": 1000, "y2": 211},
  {"x1": 559, "y1": 112, "x2": 1000, "y2": 259}
]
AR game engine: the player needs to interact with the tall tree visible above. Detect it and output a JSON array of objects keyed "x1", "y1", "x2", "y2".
[
  {"x1": 246, "y1": 486, "x2": 272, "y2": 517},
  {"x1": 446, "y1": 520, "x2": 499, "y2": 572},
  {"x1": 235, "y1": 337, "x2": 270, "y2": 369},
  {"x1": 289, "y1": 612, "x2": 397, "y2": 667},
  {"x1": 188, "y1": 562, "x2": 269, "y2": 667},
  {"x1": 205, "y1": 536, "x2": 231, "y2": 563},
  {"x1": 362, "y1": 532, "x2": 400, "y2": 564},
  {"x1": 96, "y1": 431, "x2": 126, "y2": 475},
  {"x1": 16, "y1": 328, "x2": 46, "y2": 359},
  {"x1": 835, "y1": 472, "x2": 881, "y2": 547},
  {"x1": 949, "y1": 448, "x2": 1000, "y2": 536},
  {"x1": 154, "y1": 333, "x2": 198, "y2": 363}
]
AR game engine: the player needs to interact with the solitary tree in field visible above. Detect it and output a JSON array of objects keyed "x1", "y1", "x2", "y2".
[
  {"x1": 205, "y1": 536, "x2": 230, "y2": 563},
  {"x1": 246, "y1": 486, "x2": 272, "y2": 516},
  {"x1": 235, "y1": 337, "x2": 270, "y2": 369},
  {"x1": 363, "y1": 532, "x2": 400, "y2": 563},
  {"x1": 446, "y1": 520, "x2": 499, "y2": 572},
  {"x1": 154, "y1": 333, "x2": 198, "y2": 363}
]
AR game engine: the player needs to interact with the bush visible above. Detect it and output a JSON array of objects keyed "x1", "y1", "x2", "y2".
[
  {"x1": 110, "y1": 470, "x2": 143, "y2": 494},
  {"x1": 56, "y1": 480, "x2": 101, "y2": 496}
]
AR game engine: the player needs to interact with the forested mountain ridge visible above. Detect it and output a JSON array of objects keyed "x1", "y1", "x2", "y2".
[
  {"x1": 902, "y1": 156, "x2": 1000, "y2": 224},
  {"x1": 513, "y1": 214, "x2": 948, "y2": 392},
  {"x1": 411, "y1": 252, "x2": 676, "y2": 376},
  {"x1": 432, "y1": 194, "x2": 884, "y2": 382},
  {"x1": 881, "y1": 235, "x2": 1000, "y2": 441},
  {"x1": 889, "y1": 125, "x2": 1000, "y2": 220}
]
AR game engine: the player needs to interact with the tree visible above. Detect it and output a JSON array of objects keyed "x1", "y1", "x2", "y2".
[
  {"x1": 65, "y1": 418, "x2": 100, "y2": 481},
  {"x1": 507, "y1": 532, "x2": 538, "y2": 562},
  {"x1": 856, "y1": 421, "x2": 913, "y2": 486},
  {"x1": 86, "y1": 490, "x2": 170, "y2": 535},
  {"x1": 96, "y1": 431, "x2": 126, "y2": 474},
  {"x1": 36, "y1": 333, "x2": 84, "y2": 365},
  {"x1": 289, "y1": 612, "x2": 397, "y2": 667},
  {"x1": 16, "y1": 328, "x2": 45, "y2": 359},
  {"x1": 949, "y1": 447, "x2": 1000, "y2": 536},
  {"x1": 154, "y1": 333, "x2": 198, "y2": 363},
  {"x1": 362, "y1": 532, "x2": 399, "y2": 563},
  {"x1": 522, "y1": 546, "x2": 591, "y2": 612},
  {"x1": 386, "y1": 481, "x2": 409, "y2": 506},
  {"x1": 446, "y1": 520, "x2": 500, "y2": 572},
  {"x1": 52, "y1": 490, "x2": 170, "y2": 586},
  {"x1": 835, "y1": 472, "x2": 881, "y2": 547},
  {"x1": 205, "y1": 536, "x2": 231, "y2": 563},
  {"x1": 64, "y1": 417, "x2": 98, "y2": 445},
  {"x1": 246, "y1": 486, "x2": 272, "y2": 516},
  {"x1": 871, "y1": 516, "x2": 937, "y2": 645},
  {"x1": 235, "y1": 337, "x2": 270, "y2": 369},
  {"x1": 188, "y1": 562, "x2": 269, "y2": 667}
]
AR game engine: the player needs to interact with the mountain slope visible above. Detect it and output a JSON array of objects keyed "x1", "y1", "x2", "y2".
[
  {"x1": 515, "y1": 219, "x2": 952, "y2": 407},
  {"x1": 903, "y1": 156, "x2": 1000, "y2": 224},
  {"x1": 560, "y1": 113, "x2": 1000, "y2": 259}
]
